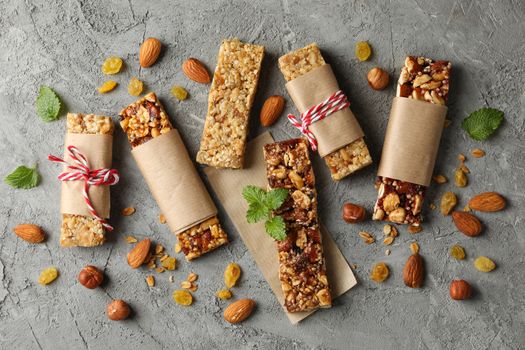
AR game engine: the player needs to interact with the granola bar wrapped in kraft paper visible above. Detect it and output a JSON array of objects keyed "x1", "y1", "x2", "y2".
[
  {"x1": 279, "y1": 43, "x2": 372, "y2": 180},
  {"x1": 373, "y1": 56, "x2": 451, "y2": 226},
  {"x1": 120, "y1": 93, "x2": 228, "y2": 260},
  {"x1": 204, "y1": 132, "x2": 357, "y2": 324}
]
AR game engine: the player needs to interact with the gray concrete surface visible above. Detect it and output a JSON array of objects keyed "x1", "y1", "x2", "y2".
[{"x1": 1, "y1": 0, "x2": 524, "y2": 349}]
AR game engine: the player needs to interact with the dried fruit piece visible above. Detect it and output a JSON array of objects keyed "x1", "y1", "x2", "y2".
[
  {"x1": 223, "y1": 299, "x2": 255, "y2": 324},
  {"x1": 38, "y1": 267, "x2": 59, "y2": 285},
  {"x1": 450, "y1": 245, "x2": 466, "y2": 260},
  {"x1": 452, "y1": 211, "x2": 483, "y2": 237},
  {"x1": 127, "y1": 77, "x2": 144, "y2": 96},
  {"x1": 146, "y1": 275, "x2": 155, "y2": 287},
  {"x1": 173, "y1": 290, "x2": 193, "y2": 306},
  {"x1": 370, "y1": 262, "x2": 389, "y2": 283},
  {"x1": 171, "y1": 85, "x2": 188, "y2": 100},
  {"x1": 468, "y1": 192, "x2": 506, "y2": 212},
  {"x1": 454, "y1": 168, "x2": 468, "y2": 188},
  {"x1": 13, "y1": 224, "x2": 45, "y2": 243},
  {"x1": 98, "y1": 80, "x2": 118, "y2": 93},
  {"x1": 471, "y1": 148, "x2": 485, "y2": 158},
  {"x1": 450, "y1": 280, "x2": 472, "y2": 300},
  {"x1": 433, "y1": 174, "x2": 448, "y2": 184},
  {"x1": 224, "y1": 263, "x2": 241, "y2": 288},
  {"x1": 161, "y1": 256, "x2": 177, "y2": 271},
  {"x1": 403, "y1": 254, "x2": 424, "y2": 288},
  {"x1": 101, "y1": 57, "x2": 123, "y2": 75},
  {"x1": 122, "y1": 207, "x2": 135, "y2": 216},
  {"x1": 474, "y1": 256, "x2": 496, "y2": 272},
  {"x1": 355, "y1": 41, "x2": 372, "y2": 61},
  {"x1": 440, "y1": 191, "x2": 457, "y2": 216},
  {"x1": 174, "y1": 243, "x2": 182, "y2": 253},
  {"x1": 410, "y1": 242, "x2": 420, "y2": 254},
  {"x1": 216, "y1": 289, "x2": 232, "y2": 300}
]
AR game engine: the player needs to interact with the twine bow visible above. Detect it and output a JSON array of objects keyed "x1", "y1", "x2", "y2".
[
  {"x1": 287, "y1": 90, "x2": 350, "y2": 151},
  {"x1": 48, "y1": 145, "x2": 119, "y2": 231}
]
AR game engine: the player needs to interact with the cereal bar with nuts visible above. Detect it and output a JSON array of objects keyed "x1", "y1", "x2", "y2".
[
  {"x1": 264, "y1": 138, "x2": 331, "y2": 313},
  {"x1": 61, "y1": 113, "x2": 114, "y2": 247},
  {"x1": 196, "y1": 38, "x2": 265, "y2": 169},
  {"x1": 120, "y1": 92, "x2": 228, "y2": 259},
  {"x1": 278, "y1": 43, "x2": 372, "y2": 180},
  {"x1": 373, "y1": 56, "x2": 451, "y2": 225}
]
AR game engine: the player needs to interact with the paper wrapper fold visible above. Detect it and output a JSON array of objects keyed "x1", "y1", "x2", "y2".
[
  {"x1": 132, "y1": 129, "x2": 217, "y2": 234},
  {"x1": 204, "y1": 132, "x2": 357, "y2": 324},
  {"x1": 61, "y1": 133, "x2": 112, "y2": 218},
  {"x1": 285, "y1": 64, "x2": 364, "y2": 157},
  {"x1": 378, "y1": 97, "x2": 447, "y2": 186}
]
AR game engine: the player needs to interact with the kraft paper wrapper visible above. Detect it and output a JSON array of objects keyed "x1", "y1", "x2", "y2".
[
  {"x1": 378, "y1": 97, "x2": 448, "y2": 186},
  {"x1": 204, "y1": 132, "x2": 357, "y2": 324},
  {"x1": 131, "y1": 129, "x2": 217, "y2": 234},
  {"x1": 285, "y1": 64, "x2": 364, "y2": 157},
  {"x1": 61, "y1": 133, "x2": 112, "y2": 218}
]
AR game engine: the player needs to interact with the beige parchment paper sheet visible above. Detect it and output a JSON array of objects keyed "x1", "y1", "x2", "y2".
[
  {"x1": 204, "y1": 132, "x2": 357, "y2": 324},
  {"x1": 377, "y1": 97, "x2": 448, "y2": 186},
  {"x1": 285, "y1": 64, "x2": 364, "y2": 157},
  {"x1": 61, "y1": 133, "x2": 112, "y2": 218},
  {"x1": 132, "y1": 129, "x2": 217, "y2": 234}
]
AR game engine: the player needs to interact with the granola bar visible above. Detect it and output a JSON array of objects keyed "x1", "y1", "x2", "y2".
[
  {"x1": 373, "y1": 56, "x2": 451, "y2": 225},
  {"x1": 264, "y1": 138, "x2": 331, "y2": 313},
  {"x1": 61, "y1": 113, "x2": 114, "y2": 247},
  {"x1": 278, "y1": 43, "x2": 372, "y2": 180},
  {"x1": 119, "y1": 93, "x2": 228, "y2": 259},
  {"x1": 196, "y1": 38, "x2": 264, "y2": 169}
]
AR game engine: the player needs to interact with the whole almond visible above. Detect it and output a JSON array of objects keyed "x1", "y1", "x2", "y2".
[
  {"x1": 127, "y1": 238, "x2": 151, "y2": 268},
  {"x1": 452, "y1": 211, "x2": 483, "y2": 237},
  {"x1": 182, "y1": 58, "x2": 211, "y2": 83},
  {"x1": 223, "y1": 298, "x2": 255, "y2": 324},
  {"x1": 139, "y1": 37, "x2": 162, "y2": 68},
  {"x1": 403, "y1": 253, "x2": 424, "y2": 288},
  {"x1": 260, "y1": 96, "x2": 285, "y2": 127},
  {"x1": 468, "y1": 192, "x2": 506, "y2": 212},
  {"x1": 13, "y1": 224, "x2": 45, "y2": 243}
]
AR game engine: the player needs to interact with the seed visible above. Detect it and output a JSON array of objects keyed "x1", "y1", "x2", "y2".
[
  {"x1": 410, "y1": 242, "x2": 420, "y2": 254},
  {"x1": 471, "y1": 148, "x2": 485, "y2": 158},
  {"x1": 122, "y1": 207, "x2": 136, "y2": 216}
]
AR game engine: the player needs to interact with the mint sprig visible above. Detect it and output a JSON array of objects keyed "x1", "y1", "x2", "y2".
[
  {"x1": 461, "y1": 107, "x2": 504, "y2": 141},
  {"x1": 4, "y1": 165, "x2": 40, "y2": 189},
  {"x1": 35, "y1": 86, "x2": 61, "y2": 122},
  {"x1": 242, "y1": 185, "x2": 288, "y2": 241}
]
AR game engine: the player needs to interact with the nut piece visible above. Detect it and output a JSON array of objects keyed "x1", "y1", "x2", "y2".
[
  {"x1": 367, "y1": 67, "x2": 389, "y2": 90},
  {"x1": 468, "y1": 192, "x2": 506, "y2": 212},
  {"x1": 342, "y1": 203, "x2": 366, "y2": 223},
  {"x1": 127, "y1": 238, "x2": 151, "y2": 268},
  {"x1": 451, "y1": 211, "x2": 483, "y2": 237},
  {"x1": 182, "y1": 58, "x2": 211, "y2": 83},
  {"x1": 260, "y1": 95, "x2": 285, "y2": 127},
  {"x1": 139, "y1": 37, "x2": 162, "y2": 68},
  {"x1": 409, "y1": 242, "x2": 420, "y2": 254},
  {"x1": 107, "y1": 300, "x2": 131, "y2": 321},
  {"x1": 450, "y1": 280, "x2": 472, "y2": 300},
  {"x1": 12, "y1": 224, "x2": 45, "y2": 243},
  {"x1": 471, "y1": 148, "x2": 485, "y2": 158},
  {"x1": 403, "y1": 254, "x2": 424, "y2": 288},
  {"x1": 223, "y1": 299, "x2": 255, "y2": 324},
  {"x1": 146, "y1": 275, "x2": 155, "y2": 287},
  {"x1": 78, "y1": 265, "x2": 104, "y2": 289}
]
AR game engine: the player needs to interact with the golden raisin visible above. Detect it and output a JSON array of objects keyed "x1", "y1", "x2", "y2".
[
  {"x1": 450, "y1": 245, "x2": 466, "y2": 260},
  {"x1": 370, "y1": 262, "x2": 389, "y2": 283},
  {"x1": 38, "y1": 267, "x2": 59, "y2": 285},
  {"x1": 224, "y1": 263, "x2": 241, "y2": 288},
  {"x1": 161, "y1": 256, "x2": 177, "y2": 271},
  {"x1": 355, "y1": 41, "x2": 372, "y2": 61},
  {"x1": 172, "y1": 290, "x2": 193, "y2": 306},
  {"x1": 454, "y1": 168, "x2": 468, "y2": 188},
  {"x1": 98, "y1": 80, "x2": 118, "y2": 93},
  {"x1": 440, "y1": 191, "x2": 457, "y2": 216},
  {"x1": 171, "y1": 85, "x2": 188, "y2": 100},
  {"x1": 474, "y1": 256, "x2": 496, "y2": 272},
  {"x1": 101, "y1": 57, "x2": 123, "y2": 75},
  {"x1": 128, "y1": 77, "x2": 144, "y2": 96},
  {"x1": 216, "y1": 289, "x2": 232, "y2": 300}
]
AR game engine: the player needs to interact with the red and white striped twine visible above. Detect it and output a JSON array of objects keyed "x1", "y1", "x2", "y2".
[
  {"x1": 287, "y1": 90, "x2": 350, "y2": 151},
  {"x1": 48, "y1": 145, "x2": 119, "y2": 231}
]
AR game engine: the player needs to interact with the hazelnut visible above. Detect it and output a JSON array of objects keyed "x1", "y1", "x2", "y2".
[
  {"x1": 78, "y1": 265, "x2": 104, "y2": 289},
  {"x1": 449, "y1": 280, "x2": 472, "y2": 300},
  {"x1": 342, "y1": 203, "x2": 366, "y2": 223},
  {"x1": 107, "y1": 299, "x2": 131, "y2": 321},
  {"x1": 367, "y1": 67, "x2": 389, "y2": 90}
]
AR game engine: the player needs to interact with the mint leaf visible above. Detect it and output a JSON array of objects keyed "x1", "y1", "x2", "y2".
[
  {"x1": 243, "y1": 186, "x2": 268, "y2": 223},
  {"x1": 265, "y1": 215, "x2": 287, "y2": 241},
  {"x1": 35, "y1": 86, "x2": 61, "y2": 122},
  {"x1": 461, "y1": 108, "x2": 504, "y2": 141},
  {"x1": 4, "y1": 165, "x2": 40, "y2": 189},
  {"x1": 246, "y1": 203, "x2": 267, "y2": 223},
  {"x1": 264, "y1": 188, "x2": 289, "y2": 211}
]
